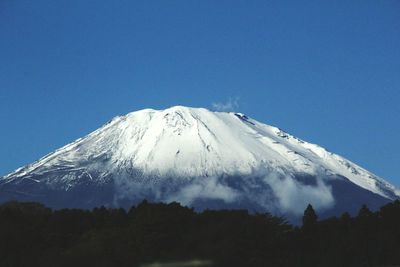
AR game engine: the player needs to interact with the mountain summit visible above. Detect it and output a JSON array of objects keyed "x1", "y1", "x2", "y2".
[{"x1": 1, "y1": 106, "x2": 398, "y2": 218}]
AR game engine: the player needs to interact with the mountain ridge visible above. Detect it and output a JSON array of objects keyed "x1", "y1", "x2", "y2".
[{"x1": 1, "y1": 106, "x2": 398, "y2": 218}]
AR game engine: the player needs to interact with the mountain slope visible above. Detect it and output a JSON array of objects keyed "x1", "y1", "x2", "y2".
[{"x1": 1, "y1": 106, "x2": 398, "y2": 217}]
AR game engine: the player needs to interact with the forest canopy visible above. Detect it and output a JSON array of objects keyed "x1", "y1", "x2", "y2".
[{"x1": 0, "y1": 200, "x2": 399, "y2": 267}]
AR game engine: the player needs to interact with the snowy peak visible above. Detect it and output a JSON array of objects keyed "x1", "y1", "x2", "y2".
[{"x1": 3, "y1": 106, "x2": 399, "y2": 203}]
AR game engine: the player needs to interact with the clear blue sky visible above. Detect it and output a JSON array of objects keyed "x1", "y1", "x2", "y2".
[{"x1": 1, "y1": 1, "x2": 399, "y2": 185}]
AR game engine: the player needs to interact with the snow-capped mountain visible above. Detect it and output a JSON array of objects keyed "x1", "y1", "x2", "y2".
[{"x1": 1, "y1": 106, "x2": 398, "y2": 218}]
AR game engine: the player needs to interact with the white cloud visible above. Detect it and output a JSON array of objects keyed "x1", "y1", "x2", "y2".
[
  {"x1": 212, "y1": 97, "x2": 239, "y2": 112},
  {"x1": 166, "y1": 176, "x2": 239, "y2": 205},
  {"x1": 113, "y1": 168, "x2": 335, "y2": 218},
  {"x1": 263, "y1": 172, "x2": 335, "y2": 215}
]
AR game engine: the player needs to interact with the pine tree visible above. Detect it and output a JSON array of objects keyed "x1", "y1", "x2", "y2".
[
  {"x1": 358, "y1": 204, "x2": 373, "y2": 218},
  {"x1": 302, "y1": 204, "x2": 317, "y2": 230}
]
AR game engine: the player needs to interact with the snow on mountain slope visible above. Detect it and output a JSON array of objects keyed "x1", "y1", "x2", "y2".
[{"x1": 1, "y1": 106, "x2": 399, "y2": 215}]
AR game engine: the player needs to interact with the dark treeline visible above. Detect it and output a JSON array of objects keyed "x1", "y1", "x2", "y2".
[{"x1": 0, "y1": 200, "x2": 400, "y2": 267}]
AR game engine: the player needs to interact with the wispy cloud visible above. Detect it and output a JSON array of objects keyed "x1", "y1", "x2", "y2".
[
  {"x1": 263, "y1": 172, "x2": 335, "y2": 215},
  {"x1": 212, "y1": 97, "x2": 239, "y2": 112},
  {"x1": 167, "y1": 176, "x2": 240, "y2": 206}
]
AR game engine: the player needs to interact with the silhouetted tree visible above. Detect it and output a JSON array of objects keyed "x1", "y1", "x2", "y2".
[
  {"x1": 358, "y1": 204, "x2": 373, "y2": 219},
  {"x1": 1, "y1": 200, "x2": 400, "y2": 267},
  {"x1": 302, "y1": 204, "x2": 317, "y2": 230}
]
